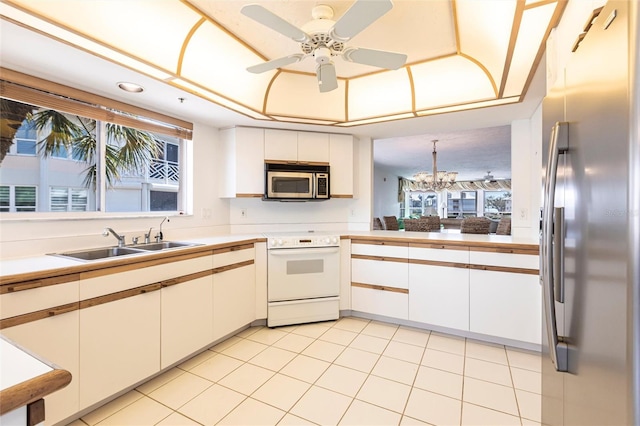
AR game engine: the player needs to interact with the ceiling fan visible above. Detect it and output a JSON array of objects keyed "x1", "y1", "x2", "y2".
[
  {"x1": 241, "y1": 0, "x2": 408, "y2": 93},
  {"x1": 482, "y1": 171, "x2": 508, "y2": 183}
]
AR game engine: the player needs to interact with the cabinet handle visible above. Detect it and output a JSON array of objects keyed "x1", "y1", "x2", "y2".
[
  {"x1": 7, "y1": 280, "x2": 43, "y2": 293},
  {"x1": 161, "y1": 279, "x2": 180, "y2": 288},
  {"x1": 47, "y1": 304, "x2": 77, "y2": 317}
]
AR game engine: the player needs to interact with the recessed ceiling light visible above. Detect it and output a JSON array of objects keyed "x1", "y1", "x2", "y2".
[{"x1": 117, "y1": 82, "x2": 144, "y2": 93}]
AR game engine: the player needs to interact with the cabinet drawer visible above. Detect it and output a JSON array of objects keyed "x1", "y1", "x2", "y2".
[
  {"x1": 351, "y1": 258, "x2": 408, "y2": 289},
  {"x1": 1, "y1": 281, "x2": 78, "y2": 319},
  {"x1": 80, "y1": 256, "x2": 213, "y2": 300},
  {"x1": 469, "y1": 250, "x2": 538, "y2": 269},
  {"x1": 213, "y1": 245, "x2": 254, "y2": 267},
  {"x1": 351, "y1": 286, "x2": 408, "y2": 319},
  {"x1": 351, "y1": 241, "x2": 408, "y2": 258},
  {"x1": 409, "y1": 245, "x2": 469, "y2": 263}
]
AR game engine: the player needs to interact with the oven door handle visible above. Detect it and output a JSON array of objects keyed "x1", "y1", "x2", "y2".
[{"x1": 268, "y1": 247, "x2": 340, "y2": 256}]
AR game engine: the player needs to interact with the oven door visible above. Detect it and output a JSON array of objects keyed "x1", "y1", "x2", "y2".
[
  {"x1": 268, "y1": 246, "x2": 340, "y2": 301},
  {"x1": 267, "y1": 171, "x2": 313, "y2": 199}
]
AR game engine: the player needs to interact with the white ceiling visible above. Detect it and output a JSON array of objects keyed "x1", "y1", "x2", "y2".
[{"x1": 0, "y1": 1, "x2": 548, "y2": 181}]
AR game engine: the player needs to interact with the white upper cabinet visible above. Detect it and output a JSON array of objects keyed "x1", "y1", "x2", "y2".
[
  {"x1": 219, "y1": 127, "x2": 264, "y2": 197},
  {"x1": 297, "y1": 132, "x2": 329, "y2": 162},
  {"x1": 329, "y1": 134, "x2": 355, "y2": 197},
  {"x1": 265, "y1": 129, "x2": 329, "y2": 163}
]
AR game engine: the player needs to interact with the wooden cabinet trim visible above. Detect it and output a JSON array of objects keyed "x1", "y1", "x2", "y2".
[
  {"x1": 409, "y1": 243, "x2": 469, "y2": 251},
  {"x1": 331, "y1": 194, "x2": 353, "y2": 198},
  {"x1": 213, "y1": 259, "x2": 254, "y2": 274},
  {"x1": 79, "y1": 283, "x2": 162, "y2": 310},
  {"x1": 27, "y1": 398, "x2": 45, "y2": 426},
  {"x1": 352, "y1": 240, "x2": 408, "y2": 248},
  {"x1": 264, "y1": 160, "x2": 330, "y2": 166},
  {"x1": 0, "y1": 274, "x2": 80, "y2": 295},
  {"x1": 351, "y1": 282, "x2": 409, "y2": 294},
  {"x1": 468, "y1": 264, "x2": 539, "y2": 275},
  {"x1": 0, "y1": 369, "x2": 72, "y2": 416},
  {"x1": 351, "y1": 254, "x2": 408, "y2": 264},
  {"x1": 213, "y1": 244, "x2": 254, "y2": 255},
  {"x1": 469, "y1": 246, "x2": 539, "y2": 256},
  {"x1": 0, "y1": 302, "x2": 79, "y2": 330},
  {"x1": 235, "y1": 193, "x2": 263, "y2": 198},
  {"x1": 409, "y1": 259, "x2": 469, "y2": 269},
  {"x1": 349, "y1": 236, "x2": 538, "y2": 251}
]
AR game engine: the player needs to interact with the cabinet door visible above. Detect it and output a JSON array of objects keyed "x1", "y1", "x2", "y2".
[
  {"x1": 2, "y1": 311, "x2": 79, "y2": 426},
  {"x1": 469, "y1": 270, "x2": 541, "y2": 344},
  {"x1": 219, "y1": 127, "x2": 264, "y2": 197},
  {"x1": 213, "y1": 264, "x2": 255, "y2": 340},
  {"x1": 79, "y1": 290, "x2": 160, "y2": 409},
  {"x1": 351, "y1": 286, "x2": 408, "y2": 319},
  {"x1": 297, "y1": 132, "x2": 329, "y2": 162},
  {"x1": 329, "y1": 134, "x2": 354, "y2": 197},
  {"x1": 161, "y1": 275, "x2": 214, "y2": 369},
  {"x1": 351, "y1": 258, "x2": 408, "y2": 289},
  {"x1": 409, "y1": 263, "x2": 469, "y2": 331},
  {"x1": 235, "y1": 127, "x2": 265, "y2": 196},
  {"x1": 264, "y1": 129, "x2": 297, "y2": 161}
]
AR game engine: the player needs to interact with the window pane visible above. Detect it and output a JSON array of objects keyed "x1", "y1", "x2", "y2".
[
  {"x1": 50, "y1": 187, "x2": 69, "y2": 211},
  {"x1": 15, "y1": 186, "x2": 36, "y2": 207},
  {"x1": 16, "y1": 140, "x2": 36, "y2": 155},
  {"x1": 72, "y1": 189, "x2": 88, "y2": 211},
  {"x1": 0, "y1": 186, "x2": 9, "y2": 211},
  {"x1": 166, "y1": 143, "x2": 179, "y2": 163},
  {"x1": 150, "y1": 191, "x2": 177, "y2": 211}
]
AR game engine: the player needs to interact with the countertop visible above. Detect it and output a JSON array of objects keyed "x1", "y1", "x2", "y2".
[{"x1": 0, "y1": 336, "x2": 72, "y2": 416}]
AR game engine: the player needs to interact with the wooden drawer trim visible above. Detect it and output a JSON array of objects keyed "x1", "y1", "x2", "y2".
[
  {"x1": 79, "y1": 283, "x2": 162, "y2": 309},
  {"x1": 265, "y1": 160, "x2": 330, "y2": 166},
  {"x1": 409, "y1": 243, "x2": 469, "y2": 251},
  {"x1": 351, "y1": 282, "x2": 409, "y2": 294},
  {"x1": 351, "y1": 254, "x2": 408, "y2": 264},
  {"x1": 213, "y1": 259, "x2": 254, "y2": 274},
  {"x1": 160, "y1": 269, "x2": 214, "y2": 288},
  {"x1": 0, "y1": 302, "x2": 79, "y2": 330},
  {"x1": 213, "y1": 244, "x2": 254, "y2": 255},
  {"x1": 0, "y1": 274, "x2": 80, "y2": 295},
  {"x1": 469, "y1": 246, "x2": 539, "y2": 256},
  {"x1": 409, "y1": 259, "x2": 469, "y2": 269},
  {"x1": 468, "y1": 264, "x2": 540, "y2": 275},
  {"x1": 0, "y1": 369, "x2": 72, "y2": 416},
  {"x1": 352, "y1": 240, "x2": 408, "y2": 248}
]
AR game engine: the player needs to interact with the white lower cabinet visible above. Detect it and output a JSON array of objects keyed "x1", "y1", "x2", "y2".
[
  {"x1": 1, "y1": 310, "x2": 79, "y2": 425},
  {"x1": 409, "y1": 263, "x2": 469, "y2": 330},
  {"x1": 161, "y1": 275, "x2": 214, "y2": 369},
  {"x1": 213, "y1": 264, "x2": 255, "y2": 340},
  {"x1": 79, "y1": 290, "x2": 160, "y2": 410},
  {"x1": 469, "y1": 269, "x2": 541, "y2": 344}
]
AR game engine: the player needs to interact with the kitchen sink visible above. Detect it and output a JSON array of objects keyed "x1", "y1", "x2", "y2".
[
  {"x1": 51, "y1": 241, "x2": 201, "y2": 261},
  {"x1": 132, "y1": 241, "x2": 200, "y2": 251},
  {"x1": 54, "y1": 246, "x2": 144, "y2": 261}
]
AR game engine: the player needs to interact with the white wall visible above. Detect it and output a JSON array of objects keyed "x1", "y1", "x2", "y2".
[
  {"x1": 227, "y1": 136, "x2": 372, "y2": 233},
  {"x1": 0, "y1": 122, "x2": 229, "y2": 258},
  {"x1": 373, "y1": 165, "x2": 400, "y2": 220}
]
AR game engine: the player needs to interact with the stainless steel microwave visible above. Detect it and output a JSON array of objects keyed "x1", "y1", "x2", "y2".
[{"x1": 264, "y1": 163, "x2": 330, "y2": 201}]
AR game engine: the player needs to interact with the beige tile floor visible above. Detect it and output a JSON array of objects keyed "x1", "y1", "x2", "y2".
[{"x1": 67, "y1": 317, "x2": 541, "y2": 426}]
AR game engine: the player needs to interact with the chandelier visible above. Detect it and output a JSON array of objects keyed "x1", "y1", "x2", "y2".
[{"x1": 413, "y1": 140, "x2": 458, "y2": 191}]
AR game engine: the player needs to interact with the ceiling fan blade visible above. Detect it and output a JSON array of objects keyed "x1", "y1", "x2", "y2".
[
  {"x1": 241, "y1": 4, "x2": 310, "y2": 43},
  {"x1": 342, "y1": 47, "x2": 407, "y2": 70},
  {"x1": 331, "y1": 0, "x2": 393, "y2": 41},
  {"x1": 247, "y1": 54, "x2": 304, "y2": 74},
  {"x1": 317, "y1": 63, "x2": 338, "y2": 93}
]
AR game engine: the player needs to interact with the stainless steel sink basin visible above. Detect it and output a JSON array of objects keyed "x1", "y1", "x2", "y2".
[
  {"x1": 132, "y1": 241, "x2": 199, "y2": 251},
  {"x1": 55, "y1": 246, "x2": 144, "y2": 261}
]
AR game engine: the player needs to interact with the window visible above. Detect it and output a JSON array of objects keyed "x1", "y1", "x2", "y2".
[
  {"x1": 447, "y1": 191, "x2": 477, "y2": 218},
  {"x1": 0, "y1": 185, "x2": 37, "y2": 212},
  {"x1": 50, "y1": 187, "x2": 88, "y2": 211},
  {"x1": 0, "y1": 98, "x2": 188, "y2": 214},
  {"x1": 405, "y1": 192, "x2": 438, "y2": 218},
  {"x1": 484, "y1": 191, "x2": 512, "y2": 216}
]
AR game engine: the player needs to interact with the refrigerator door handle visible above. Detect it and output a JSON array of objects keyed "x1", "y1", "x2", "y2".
[
  {"x1": 542, "y1": 121, "x2": 568, "y2": 372},
  {"x1": 553, "y1": 207, "x2": 565, "y2": 303}
]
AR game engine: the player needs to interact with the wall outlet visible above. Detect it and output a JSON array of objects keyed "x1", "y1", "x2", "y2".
[
  {"x1": 240, "y1": 208, "x2": 247, "y2": 218},
  {"x1": 520, "y1": 208, "x2": 528, "y2": 220}
]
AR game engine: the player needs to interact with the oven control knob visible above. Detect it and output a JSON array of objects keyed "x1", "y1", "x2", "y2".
[
  {"x1": 331, "y1": 237, "x2": 339, "y2": 244},
  {"x1": 277, "y1": 239, "x2": 284, "y2": 246}
]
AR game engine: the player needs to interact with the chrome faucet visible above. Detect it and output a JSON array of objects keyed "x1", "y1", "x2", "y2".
[
  {"x1": 102, "y1": 227, "x2": 125, "y2": 247},
  {"x1": 156, "y1": 217, "x2": 170, "y2": 242},
  {"x1": 144, "y1": 227, "x2": 153, "y2": 244}
]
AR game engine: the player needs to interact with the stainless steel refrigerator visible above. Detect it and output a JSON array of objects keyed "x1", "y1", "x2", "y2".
[{"x1": 541, "y1": 1, "x2": 640, "y2": 425}]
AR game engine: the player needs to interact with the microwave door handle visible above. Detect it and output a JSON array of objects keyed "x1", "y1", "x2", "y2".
[{"x1": 542, "y1": 121, "x2": 568, "y2": 372}]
